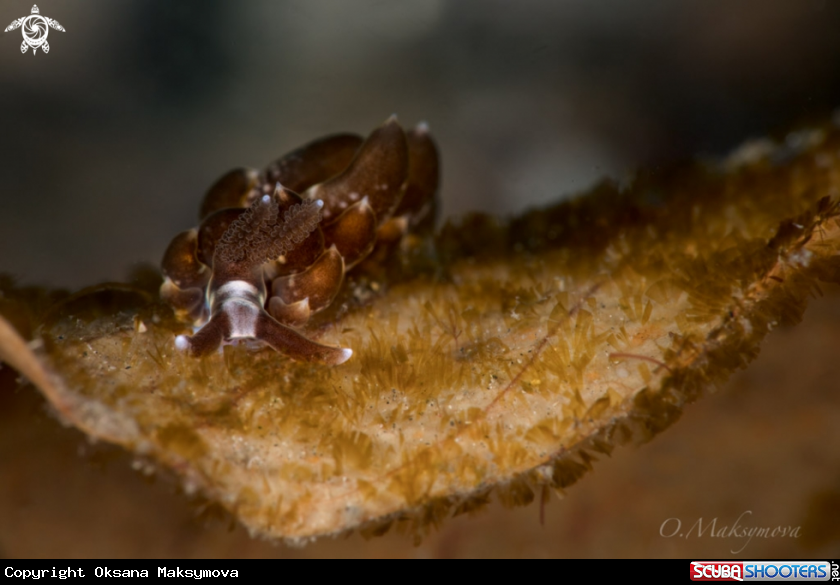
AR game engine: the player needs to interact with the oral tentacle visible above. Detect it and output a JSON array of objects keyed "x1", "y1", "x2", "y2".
[
  {"x1": 254, "y1": 309, "x2": 352, "y2": 366},
  {"x1": 175, "y1": 310, "x2": 231, "y2": 357}
]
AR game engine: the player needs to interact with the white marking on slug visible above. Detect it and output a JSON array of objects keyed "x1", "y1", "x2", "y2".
[
  {"x1": 217, "y1": 280, "x2": 260, "y2": 299},
  {"x1": 224, "y1": 298, "x2": 261, "y2": 339},
  {"x1": 175, "y1": 335, "x2": 190, "y2": 351}
]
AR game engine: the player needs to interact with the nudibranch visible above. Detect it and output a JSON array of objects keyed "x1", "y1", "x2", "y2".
[{"x1": 160, "y1": 116, "x2": 439, "y2": 365}]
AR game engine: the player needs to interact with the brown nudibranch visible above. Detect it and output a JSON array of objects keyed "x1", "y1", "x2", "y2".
[{"x1": 160, "y1": 116, "x2": 440, "y2": 365}]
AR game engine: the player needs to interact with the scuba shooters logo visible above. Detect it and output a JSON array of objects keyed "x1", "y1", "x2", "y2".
[
  {"x1": 690, "y1": 561, "x2": 832, "y2": 582},
  {"x1": 4, "y1": 5, "x2": 64, "y2": 54}
]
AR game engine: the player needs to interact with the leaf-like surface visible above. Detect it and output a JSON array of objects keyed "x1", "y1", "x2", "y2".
[{"x1": 3, "y1": 126, "x2": 840, "y2": 543}]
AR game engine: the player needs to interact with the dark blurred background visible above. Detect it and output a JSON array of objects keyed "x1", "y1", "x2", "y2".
[{"x1": 2, "y1": 0, "x2": 840, "y2": 288}]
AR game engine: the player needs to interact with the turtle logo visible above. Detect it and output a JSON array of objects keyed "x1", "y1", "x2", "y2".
[{"x1": 4, "y1": 5, "x2": 65, "y2": 55}]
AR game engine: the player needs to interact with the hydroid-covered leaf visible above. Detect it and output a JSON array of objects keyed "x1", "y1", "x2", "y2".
[{"x1": 4, "y1": 124, "x2": 840, "y2": 544}]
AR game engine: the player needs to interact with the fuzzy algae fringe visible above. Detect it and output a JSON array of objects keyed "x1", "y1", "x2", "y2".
[{"x1": 3, "y1": 124, "x2": 840, "y2": 544}]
